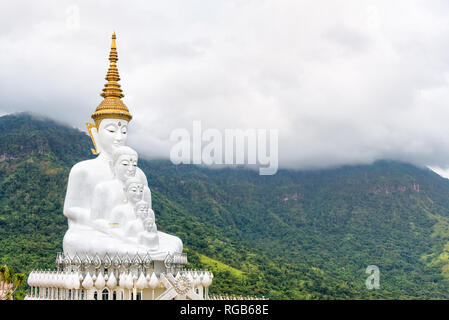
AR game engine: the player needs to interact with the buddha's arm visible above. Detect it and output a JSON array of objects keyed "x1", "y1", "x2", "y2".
[
  {"x1": 89, "y1": 218, "x2": 137, "y2": 245},
  {"x1": 63, "y1": 206, "x2": 90, "y2": 225},
  {"x1": 110, "y1": 229, "x2": 138, "y2": 244},
  {"x1": 107, "y1": 222, "x2": 139, "y2": 244},
  {"x1": 90, "y1": 184, "x2": 107, "y2": 221},
  {"x1": 137, "y1": 168, "x2": 148, "y2": 185},
  {"x1": 137, "y1": 169, "x2": 152, "y2": 208},
  {"x1": 91, "y1": 218, "x2": 111, "y2": 233},
  {"x1": 144, "y1": 186, "x2": 152, "y2": 208},
  {"x1": 123, "y1": 220, "x2": 141, "y2": 238},
  {"x1": 63, "y1": 166, "x2": 91, "y2": 224}
]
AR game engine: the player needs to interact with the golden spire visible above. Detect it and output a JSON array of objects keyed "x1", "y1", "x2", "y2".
[{"x1": 91, "y1": 32, "x2": 132, "y2": 128}]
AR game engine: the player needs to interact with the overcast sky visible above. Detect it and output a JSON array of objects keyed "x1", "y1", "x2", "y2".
[{"x1": 2, "y1": 0, "x2": 449, "y2": 174}]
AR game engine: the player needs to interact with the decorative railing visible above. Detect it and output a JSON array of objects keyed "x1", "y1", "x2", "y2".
[
  {"x1": 55, "y1": 251, "x2": 188, "y2": 273},
  {"x1": 25, "y1": 252, "x2": 266, "y2": 300},
  {"x1": 25, "y1": 268, "x2": 214, "y2": 300}
]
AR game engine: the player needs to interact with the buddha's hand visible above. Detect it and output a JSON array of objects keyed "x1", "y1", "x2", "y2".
[
  {"x1": 64, "y1": 207, "x2": 90, "y2": 225},
  {"x1": 91, "y1": 219, "x2": 110, "y2": 234}
]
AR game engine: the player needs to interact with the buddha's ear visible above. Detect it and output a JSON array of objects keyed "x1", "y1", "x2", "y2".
[{"x1": 86, "y1": 123, "x2": 101, "y2": 155}]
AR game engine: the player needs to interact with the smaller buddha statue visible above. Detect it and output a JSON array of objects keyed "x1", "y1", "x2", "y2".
[
  {"x1": 109, "y1": 182, "x2": 160, "y2": 251},
  {"x1": 138, "y1": 211, "x2": 159, "y2": 251},
  {"x1": 110, "y1": 177, "x2": 145, "y2": 231},
  {"x1": 129, "y1": 200, "x2": 160, "y2": 251},
  {"x1": 90, "y1": 146, "x2": 151, "y2": 225}
]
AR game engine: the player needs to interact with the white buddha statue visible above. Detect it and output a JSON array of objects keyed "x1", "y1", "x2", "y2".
[
  {"x1": 62, "y1": 32, "x2": 182, "y2": 259},
  {"x1": 137, "y1": 203, "x2": 159, "y2": 251},
  {"x1": 90, "y1": 146, "x2": 151, "y2": 225},
  {"x1": 109, "y1": 177, "x2": 146, "y2": 228},
  {"x1": 113, "y1": 196, "x2": 160, "y2": 251}
]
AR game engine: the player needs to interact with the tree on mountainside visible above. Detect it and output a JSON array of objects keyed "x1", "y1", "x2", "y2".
[{"x1": 0, "y1": 265, "x2": 26, "y2": 300}]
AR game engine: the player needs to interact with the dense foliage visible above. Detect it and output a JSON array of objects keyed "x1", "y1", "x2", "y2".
[
  {"x1": 2, "y1": 113, "x2": 449, "y2": 299},
  {"x1": 0, "y1": 265, "x2": 26, "y2": 300}
]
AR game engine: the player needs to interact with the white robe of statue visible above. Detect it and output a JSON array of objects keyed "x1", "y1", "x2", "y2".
[{"x1": 62, "y1": 118, "x2": 182, "y2": 259}]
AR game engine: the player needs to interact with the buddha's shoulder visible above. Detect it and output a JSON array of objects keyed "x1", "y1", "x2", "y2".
[
  {"x1": 136, "y1": 167, "x2": 148, "y2": 182},
  {"x1": 94, "y1": 178, "x2": 120, "y2": 192},
  {"x1": 112, "y1": 203, "x2": 130, "y2": 211},
  {"x1": 69, "y1": 158, "x2": 109, "y2": 177}
]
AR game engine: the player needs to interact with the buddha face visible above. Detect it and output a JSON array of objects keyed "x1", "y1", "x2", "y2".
[
  {"x1": 143, "y1": 218, "x2": 155, "y2": 231},
  {"x1": 114, "y1": 154, "x2": 137, "y2": 182},
  {"x1": 97, "y1": 118, "x2": 128, "y2": 156},
  {"x1": 136, "y1": 203, "x2": 149, "y2": 219},
  {"x1": 126, "y1": 182, "x2": 144, "y2": 204}
]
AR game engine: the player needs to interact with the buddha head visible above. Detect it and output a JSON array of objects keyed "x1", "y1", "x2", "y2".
[
  {"x1": 143, "y1": 217, "x2": 155, "y2": 232},
  {"x1": 86, "y1": 32, "x2": 132, "y2": 157},
  {"x1": 124, "y1": 177, "x2": 144, "y2": 204},
  {"x1": 96, "y1": 118, "x2": 128, "y2": 156},
  {"x1": 112, "y1": 146, "x2": 138, "y2": 182},
  {"x1": 135, "y1": 200, "x2": 150, "y2": 220}
]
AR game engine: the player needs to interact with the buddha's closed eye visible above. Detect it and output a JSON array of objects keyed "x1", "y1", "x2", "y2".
[{"x1": 105, "y1": 125, "x2": 117, "y2": 133}]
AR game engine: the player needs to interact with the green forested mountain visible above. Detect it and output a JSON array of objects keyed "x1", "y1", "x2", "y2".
[{"x1": 2, "y1": 113, "x2": 449, "y2": 299}]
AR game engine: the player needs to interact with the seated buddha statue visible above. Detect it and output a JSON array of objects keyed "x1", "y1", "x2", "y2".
[
  {"x1": 109, "y1": 177, "x2": 146, "y2": 229},
  {"x1": 137, "y1": 203, "x2": 159, "y2": 251},
  {"x1": 62, "y1": 32, "x2": 182, "y2": 259},
  {"x1": 90, "y1": 146, "x2": 151, "y2": 226}
]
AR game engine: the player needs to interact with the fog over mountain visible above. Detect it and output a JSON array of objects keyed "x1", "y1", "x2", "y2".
[{"x1": 2, "y1": 1, "x2": 449, "y2": 173}]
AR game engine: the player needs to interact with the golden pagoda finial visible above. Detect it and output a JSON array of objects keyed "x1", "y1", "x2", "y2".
[
  {"x1": 111, "y1": 31, "x2": 116, "y2": 48},
  {"x1": 90, "y1": 32, "x2": 132, "y2": 129},
  {"x1": 87, "y1": 32, "x2": 133, "y2": 155}
]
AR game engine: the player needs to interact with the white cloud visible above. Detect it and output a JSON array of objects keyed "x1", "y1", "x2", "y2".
[{"x1": 2, "y1": 0, "x2": 449, "y2": 170}]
